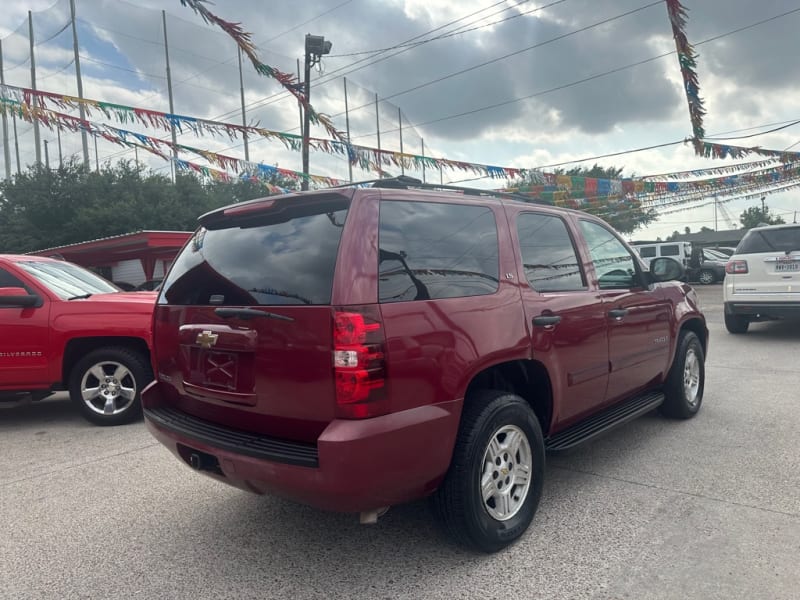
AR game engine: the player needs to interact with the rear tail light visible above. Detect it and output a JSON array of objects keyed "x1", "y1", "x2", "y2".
[
  {"x1": 332, "y1": 306, "x2": 387, "y2": 419},
  {"x1": 726, "y1": 260, "x2": 748, "y2": 274}
]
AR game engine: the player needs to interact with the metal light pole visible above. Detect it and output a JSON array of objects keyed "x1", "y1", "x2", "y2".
[{"x1": 301, "y1": 34, "x2": 332, "y2": 191}]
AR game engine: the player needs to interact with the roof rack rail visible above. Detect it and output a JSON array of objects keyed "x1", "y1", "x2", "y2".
[{"x1": 341, "y1": 175, "x2": 552, "y2": 206}]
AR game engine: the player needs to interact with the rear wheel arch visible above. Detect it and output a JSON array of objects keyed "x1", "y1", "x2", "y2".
[
  {"x1": 62, "y1": 336, "x2": 151, "y2": 386},
  {"x1": 463, "y1": 359, "x2": 553, "y2": 436}
]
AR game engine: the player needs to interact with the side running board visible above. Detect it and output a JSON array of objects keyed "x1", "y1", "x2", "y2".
[{"x1": 545, "y1": 391, "x2": 664, "y2": 451}]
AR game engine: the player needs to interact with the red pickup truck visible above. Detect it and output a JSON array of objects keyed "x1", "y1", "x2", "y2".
[{"x1": 0, "y1": 254, "x2": 155, "y2": 425}]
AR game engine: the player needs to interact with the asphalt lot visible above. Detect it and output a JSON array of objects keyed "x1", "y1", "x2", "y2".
[{"x1": 1, "y1": 285, "x2": 799, "y2": 600}]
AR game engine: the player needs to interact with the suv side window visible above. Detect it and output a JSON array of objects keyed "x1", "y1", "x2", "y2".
[
  {"x1": 517, "y1": 213, "x2": 585, "y2": 292},
  {"x1": 579, "y1": 220, "x2": 638, "y2": 289},
  {"x1": 379, "y1": 200, "x2": 499, "y2": 303},
  {"x1": 660, "y1": 244, "x2": 680, "y2": 257},
  {"x1": 638, "y1": 246, "x2": 656, "y2": 258}
]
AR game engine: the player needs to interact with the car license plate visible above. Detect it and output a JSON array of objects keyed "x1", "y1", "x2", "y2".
[{"x1": 775, "y1": 262, "x2": 800, "y2": 272}]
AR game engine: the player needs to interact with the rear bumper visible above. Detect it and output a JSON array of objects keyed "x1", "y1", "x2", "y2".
[
  {"x1": 142, "y1": 381, "x2": 462, "y2": 513},
  {"x1": 725, "y1": 301, "x2": 800, "y2": 319}
]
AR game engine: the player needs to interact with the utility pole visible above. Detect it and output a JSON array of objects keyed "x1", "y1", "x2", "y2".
[
  {"x1": 44, "y1": 139, "x2": 49, "y2": 168},
  {"x1": 0, "y1": 39, "x2": 11, "y2": 180},
  {"x1": 162, "y1": 11, "x2": 177, "y2": 182},
  {"x1": 343, "y1": 77, "x2": 352, "y2": 183},
  {"x1": 237, "y1": 47, "x2": 249, "y2": 163},
  {"x1": 301, "y1": 34, "x2": 332, "y2": 191},
  {"x1": 29, "y1": 11, "x2": 42, "y2": 165},
  {"x1": 69, "y1": 0, "x2": 89, "y2": 166}
]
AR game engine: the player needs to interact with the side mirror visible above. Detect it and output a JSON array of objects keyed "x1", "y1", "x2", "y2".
[
  {"x1": 0, "y1": 287, "x2": 40, "y2": 307},
  {"x1": 650, "y1": 257, "x2": 685, "y2": 282}
]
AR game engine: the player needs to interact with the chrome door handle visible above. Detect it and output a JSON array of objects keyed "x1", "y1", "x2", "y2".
[{"x1": 532, "y1": 315, "x2": 562, "y2": 327}]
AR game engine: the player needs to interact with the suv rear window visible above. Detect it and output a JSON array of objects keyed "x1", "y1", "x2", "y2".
[
  {"x1": 378, "y1": 200, "x2": 499, "y2": 303},
  {"x1": 660, "y1": 244, "x2": 680, "y2": 257},
  {"x1": 160, "y1": 196, "x2": 349, "y2": 306},
  {"x1": 736, "y1": 226, "x2": 800, "y2": 254}
]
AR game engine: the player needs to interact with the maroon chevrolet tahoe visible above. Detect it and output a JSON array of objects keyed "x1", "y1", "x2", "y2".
[
  {"x1": 0, "y1": 255, "x2": 155, "y2": 426},
  {"x1": 143, "y1": 177, "x2": 708, "y2": 552}
]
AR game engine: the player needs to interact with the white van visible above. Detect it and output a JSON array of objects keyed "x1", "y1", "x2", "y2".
[{"x1": 632, "y1": 241, "x2": 692, "y2": 269}]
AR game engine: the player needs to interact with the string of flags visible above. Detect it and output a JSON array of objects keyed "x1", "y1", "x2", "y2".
[
  {"x1": 177, "y1": 0, "x2": 345, "y2": 143},
  {"x1": 0, "y1": 97, "x2": 347, "y2": 187},
  {"x1": 666, "y1": 0, "x2": 705, "y2": 141},
  {"x1": 0, "y1": 83, "x2": 527, "y2": 181}
]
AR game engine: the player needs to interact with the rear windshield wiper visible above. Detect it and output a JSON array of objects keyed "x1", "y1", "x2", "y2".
[
  {"x1": 67, "y1": 293, "x2": 92, "y2": 300},
  {"x1": 214, "y1": 307, "x2": 294, "y2": 321}
]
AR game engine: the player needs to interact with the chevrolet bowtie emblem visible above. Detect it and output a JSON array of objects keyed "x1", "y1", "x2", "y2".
[{"x1": 196, "y1": 330, "x2": 219, "y2": 348}]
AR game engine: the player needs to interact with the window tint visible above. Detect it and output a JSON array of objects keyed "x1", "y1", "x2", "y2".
[
  {"x1": 517, "y1": 213, "x2": 585, "y2": 292},
  {"x1": 160, "y1": 196, "x2": 349, "y2": 306},
  {"x1": 579, "y1": 221, "x2": 638, "y2": 289},
  {"x1": 0, "y1": 267, "x2": 26, "y2": 288},
  {"x1": 660, "y1": 244, "x2": 680, "y2": 257},
  {"x1": 736, "y1": 226, "x2": 800, "y2": 254},
  {"x1": 379, "y1": 200, "x2": 499, "y2": 303},
  {"x1": 638, "y1": 246, "x2": 656, "y2": 258}
]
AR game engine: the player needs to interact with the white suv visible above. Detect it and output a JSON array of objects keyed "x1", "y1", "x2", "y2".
[{"x1": 723, "y1": 223, "x2": 800, "y2": 333}]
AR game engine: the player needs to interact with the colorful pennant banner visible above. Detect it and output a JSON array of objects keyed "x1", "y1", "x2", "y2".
[
  {"x1": 693, "y1": 139, "x2": 800, "y2": 162},
  {"x1": 0, "y1": 84, "x2": 529, "y2": 181},
  {"x1": 666, "y1": 0, "x2": 705, "y2": 141},
  {"x1": 0, "y1": 98, "x2": 347, "y2": 187},
  {"x1": 640, "y1": 157, "x2": 784, "y2": 180},
  {"x1": 177, "y1": 0, "x2": 345, "y2": 143}
]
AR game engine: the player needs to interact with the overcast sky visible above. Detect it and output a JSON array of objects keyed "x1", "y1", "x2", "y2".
[{"x1": 2, "y1": 0, "x2": 800, "y2": 239}]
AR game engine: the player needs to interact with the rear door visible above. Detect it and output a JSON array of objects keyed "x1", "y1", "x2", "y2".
[{"x1": 154, "y1": 192, "x2": 352, "y2": 442}]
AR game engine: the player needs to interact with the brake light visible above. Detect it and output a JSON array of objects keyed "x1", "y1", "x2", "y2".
[
  {"x1": 726, "y1": 260, "x2": 748, "y2": 274},
  {"x1": 332, "y1": 307, "x2": 387, "y2": 419}
]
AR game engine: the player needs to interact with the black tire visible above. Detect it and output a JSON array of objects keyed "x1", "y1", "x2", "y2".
[
  {"x1": 660, "y1": 331, "x2": 704, "y2": 419},
  {"x1": 724, "y1": 313, "x2": 750, "y2": 334},
  {"x1": 68, "y1": 347, "x2": 152, "y2": 426},
  {"x1": 697, "y1": 269, "x2": 715, "y2": 285},
  {"x1": 431, "y1": 390, "x2": 545, "y2": 553}
]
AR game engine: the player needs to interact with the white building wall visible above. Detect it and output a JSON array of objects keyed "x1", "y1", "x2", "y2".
[{"x1": 111, "y1": 260, "x2": 146, "y2": 286}]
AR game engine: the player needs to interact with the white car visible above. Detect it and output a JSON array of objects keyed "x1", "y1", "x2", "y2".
[{"x1": 723, "y1": 223, "x2": 800, "y2": 333}]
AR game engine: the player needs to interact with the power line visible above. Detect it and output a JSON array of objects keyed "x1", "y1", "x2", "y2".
[
  {"x1": 228, "y1": 0, "x2": 565, "y2": 123},
  {"x1": 328, "y1": 0, "x2": 558, "y2": 57},
  {"x1": 365, "y1": 4, "x2": 800, "y2": 151}
]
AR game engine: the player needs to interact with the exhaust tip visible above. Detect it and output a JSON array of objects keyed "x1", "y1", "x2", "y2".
[{"x1": 359, "y1": 506, "x2": 390, "y2": 525}]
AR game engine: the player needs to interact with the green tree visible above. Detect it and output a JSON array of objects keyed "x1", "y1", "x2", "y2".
[
  {"x1": 508, "y1": 164, "x2": 656, "y2": 234},
  {"x1": 739, "y1": 203, "x2": 785, "y2": 229},
  {"x1": 0, "y1": 160, "x2": 297, "y2": 253}
]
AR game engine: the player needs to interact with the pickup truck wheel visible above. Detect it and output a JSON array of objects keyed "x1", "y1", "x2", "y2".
[
  {"x1": 659, "y1": 331, "x2": 704, "y2": 419},
  {"x1": 431, "y1": 390, "x2": 544, "y2": 553},
  {"x1": 724, "y1": 313, "x2": 750, "y2": 334},
  {"x1": 69, "y1": 347, "x2": 152, "y2": 426},
  {"x1": 697, "y1": 269, "x2": 715, "y2": 285}
]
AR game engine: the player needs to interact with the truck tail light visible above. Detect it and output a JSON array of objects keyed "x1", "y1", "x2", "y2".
[
  {"x1": 332, "y1": 306, "x2": 387, "y2": 419},
  {"x1": 726, "y1": 260, "x2": 748, "y2": 274}
]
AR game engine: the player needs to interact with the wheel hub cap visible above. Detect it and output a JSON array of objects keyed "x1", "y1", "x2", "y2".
[
  {"x1": 683, "y1": 348, "x2": 700, "y2": 406},
  {"x1": 480, "y1": 424, "x2": 533, "y2": 521}
]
